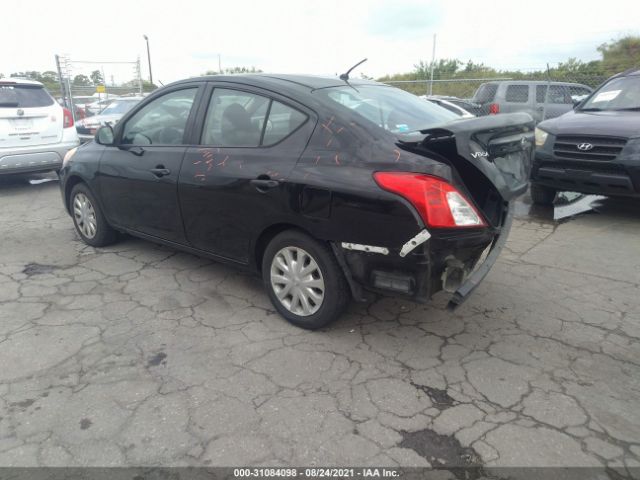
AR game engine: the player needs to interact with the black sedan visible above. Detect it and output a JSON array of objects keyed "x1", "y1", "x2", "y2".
[{"x1": 59, "y1": 74, "x2": 534, "y2": 329}]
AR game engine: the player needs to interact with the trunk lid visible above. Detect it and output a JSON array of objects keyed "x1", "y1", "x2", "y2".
[
  {"x1": 397, "y1": 112, "x2": 535, "y2": 202},
  {"x1": 0, "y1": 84, "x2": 63, "y2": 149}
]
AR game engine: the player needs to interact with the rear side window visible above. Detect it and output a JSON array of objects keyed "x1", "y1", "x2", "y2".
[
  {"x1": 202, "y1": 89, "x2": 269, "y2": 147},
  {"x1": 473, "y1": 84, "x2": 497, "y2": 103},
  {"x1": 505, "y1": 85, "x2": 529, "y2": 103},
  {"x1": 201, "y1": 89, "x2": 307, "y2": 147},
  {"x1": 536, "y1": 85, "x2": 547, "y2": 103},
  {"x1": 262, "y1": 101, "x2": 307, "y2": 145},
  {"x1": 0, "y1": 85, "x2": 54, "y2": 108}
]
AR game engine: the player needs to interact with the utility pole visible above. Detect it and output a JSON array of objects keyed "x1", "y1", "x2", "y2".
[
  {"x1": 143, "y1": 34, "x2": 153, "y2": 85},
  {"x1": 218, "y1": 54, "x2": 222, "y2": 74},
  {"x1": 429, "y1": 34, "x2": 437, "y2": 96},
  {"x1": 54, "y1": 55, "x2": 66, "y2": 105}
]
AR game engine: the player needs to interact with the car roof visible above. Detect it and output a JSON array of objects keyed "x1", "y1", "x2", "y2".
[
  {"x1": 609, "y1": 67, "x2": 640, "y2": 79},
  {"x1": 0, "y1": 78, "x2": 44, "y2": 87},
  {"x1": 171, "y1": 73, "x2": 383, "y2": 92}
]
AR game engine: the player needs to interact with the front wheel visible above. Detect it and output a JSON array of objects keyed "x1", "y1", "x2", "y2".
[
  {"x1": 70, "y1": 183, "x2": 118, "y2": 247},
  {"x1": 530, "y1": 183, "x2": 557, "y2": 205},
  {"x1": 262, "y1": 230, "x2": 349, "y2": 329}
]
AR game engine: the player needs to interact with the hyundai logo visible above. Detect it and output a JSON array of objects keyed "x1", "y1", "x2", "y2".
[
  {"x1": 16, "y1": 109, "x2": 24, "y2": 116},
  {"x1": 577, "y1": 143, "x2": 594, "y2": 151}
]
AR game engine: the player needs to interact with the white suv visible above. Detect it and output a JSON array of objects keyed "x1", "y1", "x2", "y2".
[{"x1": 0, "y1": 78, "x2": 79, "y2": 174}]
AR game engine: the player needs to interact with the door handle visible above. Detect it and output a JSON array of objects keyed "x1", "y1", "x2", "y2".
[
  {"x1": 127, "y1": 146, "x2": 145, "y2": 156},
  {"x1": 150, "y1": 166, "x2": 171, "y2": 177},
  {"x1": 251, "y1": 178, "x2": 280, "y2": 191}
]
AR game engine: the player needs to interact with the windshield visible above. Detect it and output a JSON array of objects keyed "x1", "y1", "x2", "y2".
[
  {"x1": 320, "y1": 85, "x2": 458, "y2": 133},
  {"x1": 580, "y1": 76, "x2": 640, "y2": 111},
  {"x1": 99, "y1": 99, "x2": 140, "y2": 115}
]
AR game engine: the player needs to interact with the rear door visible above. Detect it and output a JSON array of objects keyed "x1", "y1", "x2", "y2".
[
  {"x1": 0, "y1": 83, "x2": 62, "y2": 148},
  {"x1": 97, "y1": 85, "x2": 202, "y2": 243},
  {"x1": 179, "y1": 83, "x2": 315, "y2": 263}
]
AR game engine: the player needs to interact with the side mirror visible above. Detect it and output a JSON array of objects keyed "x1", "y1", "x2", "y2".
[{"x1": 95, "y1": 125, "x2": 115, "y2": 145}]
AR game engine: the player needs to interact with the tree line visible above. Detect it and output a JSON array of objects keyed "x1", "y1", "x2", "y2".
[{"x1": 376, "y1": 36, "x2": 640, "y2": 97}]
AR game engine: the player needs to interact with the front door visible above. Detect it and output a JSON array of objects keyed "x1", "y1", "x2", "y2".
[
  {"x1": 178, "y1": 84, "x2": 314, "y2": 263},
  {"x1": 97, "y1": 86, "x2": 201, "y2": 243}
]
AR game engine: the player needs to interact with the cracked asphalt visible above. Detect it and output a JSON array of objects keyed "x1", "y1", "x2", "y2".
[{"x1": 0, "y1": 172, "x2": 639, "y2": 473}]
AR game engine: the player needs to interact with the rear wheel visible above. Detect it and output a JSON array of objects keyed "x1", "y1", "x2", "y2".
[
  {"x1": 70, "y1": 183, "x2": 118, "y2": 247},
  {"x1": 262, "y1": 230, "x2": 349, "y2": 329},
  {"x1": 531, "y1": 183, "x2": 557, "y2": 205}
]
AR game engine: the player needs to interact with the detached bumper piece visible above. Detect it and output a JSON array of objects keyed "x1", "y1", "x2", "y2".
[{"x1": 447, "y1": 202, "x2": 514, "y2": 310}]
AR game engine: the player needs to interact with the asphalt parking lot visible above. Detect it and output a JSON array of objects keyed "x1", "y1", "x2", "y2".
[{"x1": 0, "y1": 172, "x2": 639, "y2": 472}]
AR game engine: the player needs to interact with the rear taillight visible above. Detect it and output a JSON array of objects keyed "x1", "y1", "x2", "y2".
[
  {"x1": 63, "y1": 108, "x2": 74, "y2": 128},
  {"x1": 373, "y1": 172, "x2": 487, "y2": 228},
  {"x1": 488, "y1": 103, "x2": 500, "y2": 114}
]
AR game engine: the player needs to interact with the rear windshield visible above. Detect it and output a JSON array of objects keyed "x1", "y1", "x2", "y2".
[
  {"x1": 320, "y1": 85, "x2": 458, "y2": 134},
  {"x1": 0, "y1": 85, "x2": 54, "y2": 108},
  {"x1": 472, "y1": 83, "x2": 498, "y2": 104}
]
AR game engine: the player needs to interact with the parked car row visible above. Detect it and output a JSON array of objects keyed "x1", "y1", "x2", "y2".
[{"x1": 75, "y1": 96, "x2": 144, "y2": 142}]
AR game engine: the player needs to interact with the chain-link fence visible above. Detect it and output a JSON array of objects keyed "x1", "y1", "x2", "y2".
[
  {"x1": 383, "y1": 68, "x2": 609, "y2": 122},
  {"x1": 54, "y1": 55, "x2": 147, "y2": 121}
]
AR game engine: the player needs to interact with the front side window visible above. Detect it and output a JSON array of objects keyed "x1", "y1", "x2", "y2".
[
  {"x1": 505, "y1": 85, "x2": 529, "y2": 103},
  {"x1": 536, "y1": 85, "x2": 572, "y2": 104},
  {"x1": 121, "y1": 88, "x2": 197, "y2": 145},
  {"x1": 321, "y1": 85, "x2": 457, "y2": 134}
]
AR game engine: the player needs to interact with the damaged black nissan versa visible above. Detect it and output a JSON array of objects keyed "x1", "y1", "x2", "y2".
[{"x1": 58, "y1": 74, "x2": 534, "y2": 329}]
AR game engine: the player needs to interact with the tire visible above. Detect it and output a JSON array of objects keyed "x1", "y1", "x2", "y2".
[
  {"x1": 262, "y1": 230, "x2": 350, "y2": 329},
  {"x1": 530, "y1": 183, "x2": 557, "y2": 205},
  {"x1": 70, "y1": 183, "x2": 118, "y2": 247}
]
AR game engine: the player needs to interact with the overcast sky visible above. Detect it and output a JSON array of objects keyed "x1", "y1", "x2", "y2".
[{"x1": 2, "y1": 0, "x2": 639, "y2": 84}]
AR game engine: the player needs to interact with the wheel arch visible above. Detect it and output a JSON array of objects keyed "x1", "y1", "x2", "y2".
[
  {"x1": 64, "y1": 175, "x2": 87, "y2": 214},
  {"x1": 253, "y1": 222, "x2": 315, "y2": 273}
]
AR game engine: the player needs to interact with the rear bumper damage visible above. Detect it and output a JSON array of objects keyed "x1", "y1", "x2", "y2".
[{"x1": 333, "y1": 202, "x2": 513, "y2": 308}]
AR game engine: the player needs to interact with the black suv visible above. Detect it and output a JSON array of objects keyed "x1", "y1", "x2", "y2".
[
  {"x1": 59, "y1": 74, "x2": 533, "y2": 329},
  {"x1": 531, "y1": 68, "x2": 640, "y2": 204}
]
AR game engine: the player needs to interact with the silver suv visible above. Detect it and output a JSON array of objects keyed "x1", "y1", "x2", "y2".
[
  {"x1": 471, "y1": 80, "x2": 593, "y2": 122},
  {"x1": 0, "y1": 78, "x2": 79, "y2": 174}
]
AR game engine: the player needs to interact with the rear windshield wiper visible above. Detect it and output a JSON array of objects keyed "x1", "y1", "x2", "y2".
[
  {"x1": 613, "y1": 107, "x2": 640, "y2": 111},
  {"x1": 578, "y1": 107, "x2": 604, "y2": 112},
  {"x1": 0, "y1": 102, "x2": 19, "y2": 107}
]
